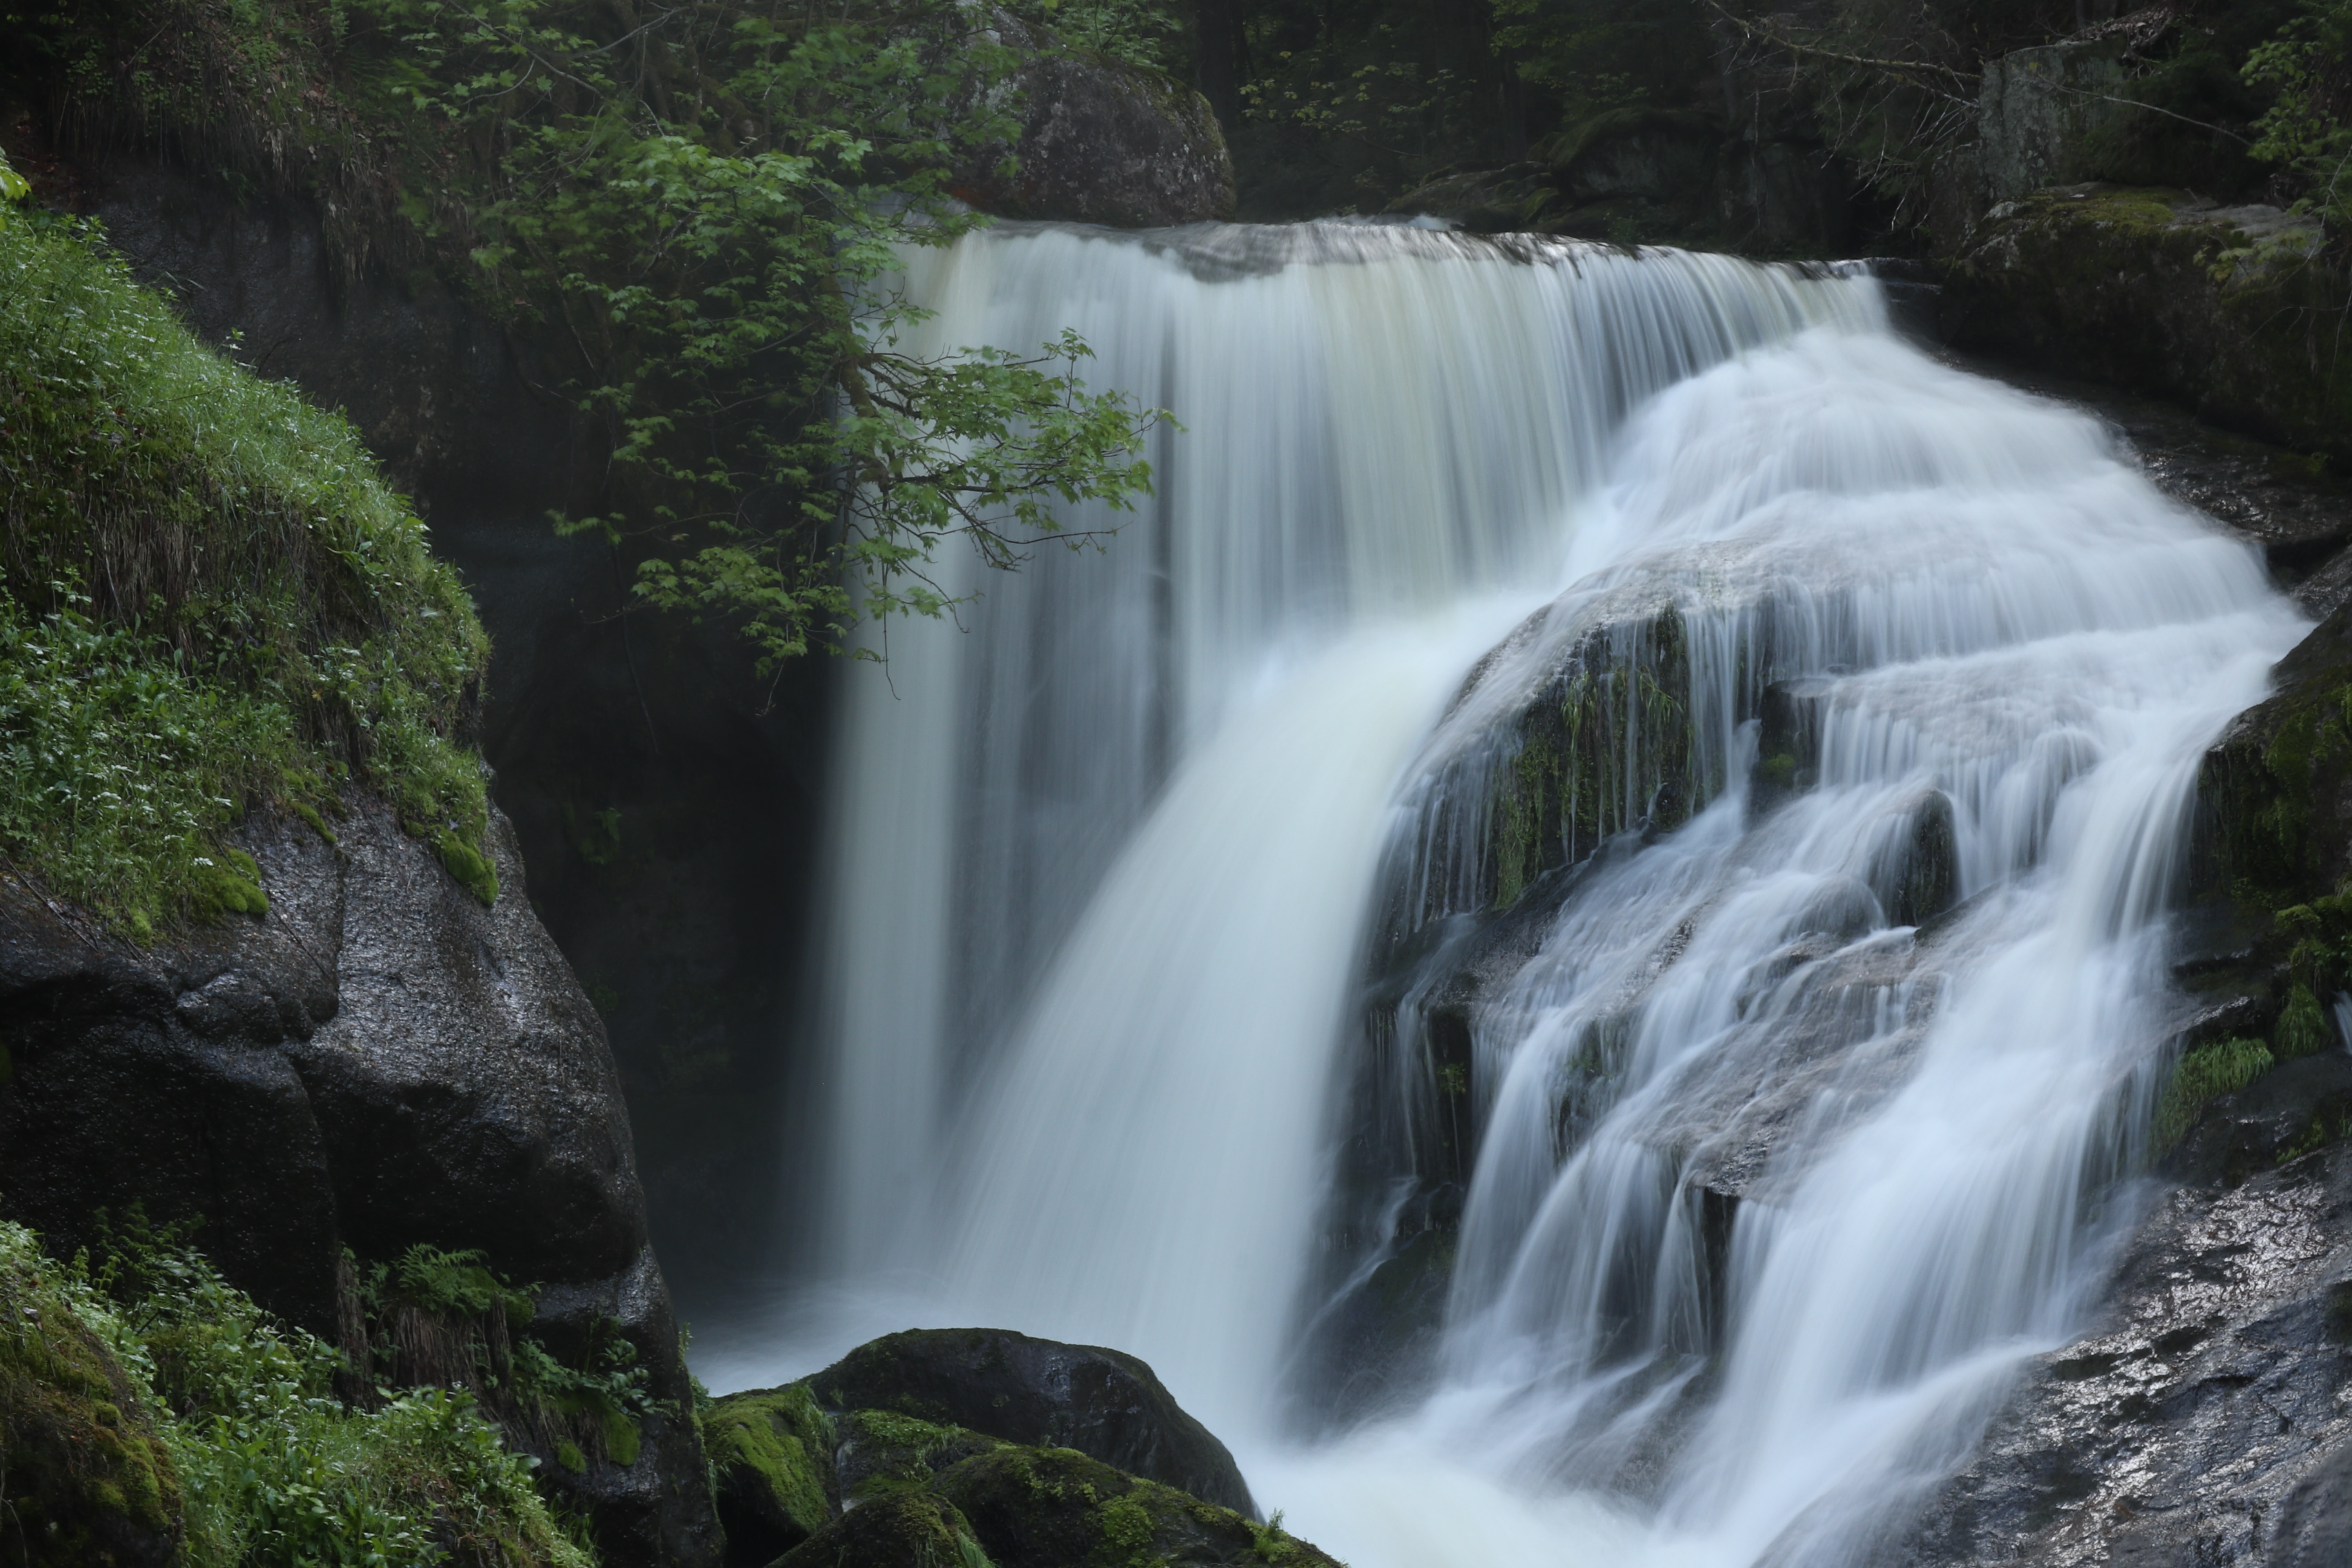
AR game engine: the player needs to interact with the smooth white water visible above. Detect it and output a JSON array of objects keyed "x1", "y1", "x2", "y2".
[{"x1": 712, "y1": 220, "x2": 2308, "y2": 1568}]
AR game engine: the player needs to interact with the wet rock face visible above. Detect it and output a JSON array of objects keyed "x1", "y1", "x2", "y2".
[
  {"x1": 952, "y1": 21, "x2": 1235, "y2": 227},
  {"x1": 1381, "y1": 113, "x2": 1849, "y2": 257},
  {"x1": 805, "y1": 1327, "x2": 1257, "y2": 1515},
  {"x1": 1903, "y1": 1142, "x2": 2352, "y2": 1568},
  {"x1": 1976, "y1": 38, "x2": 2140, "y2": 204},
  {"x1": 0, "y1": 801, "x2": 717, "y2": 1567}
]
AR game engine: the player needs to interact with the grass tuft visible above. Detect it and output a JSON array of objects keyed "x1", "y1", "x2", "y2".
[{"x1": 2155, "y1": 1035, "x2": 2277, "y2": 1149}]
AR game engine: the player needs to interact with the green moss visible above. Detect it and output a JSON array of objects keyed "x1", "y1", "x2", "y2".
[
  {"x1": 431, "y1": 829, "x2": 500, "y2": 906},
  {"x1": 774, "y1": 1488, "x2": 990, "y2": 1568},
  {"x1": 603, "y1": 1407, "x2": 641, "y2": 1467},
  {"x1": 708, "y1": 1384, "x2": 836, "y2": 1539},
  {"x1": 2156, "y1": 1035, "x2": 2277, "y2": 1149},
  {"x1": 190, "y1": 846, "x2": 269, "y2": 918},
  {"x1": 929, "y1": 1445, "x2": 1334, "y2": 1568},
  {"x1": 290, "y1": 799, "x2": 338, "y2": 844},
  {"x1": 555, "y1": 1438, "x2": 588, "y2": 1473},
  {"x1": 0, "y1": 216, "x2": 493, "y2": 936},
  {"x1": 1957, "y1": 187, "x2": 2352, "y2": 466}
]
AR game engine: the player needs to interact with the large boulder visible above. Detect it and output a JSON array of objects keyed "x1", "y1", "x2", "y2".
[
  {"x1": 952, "y1": 16, "x2": 1234, "y2": 227},
  {"x1": 804, "y1": 1327, "x2": 1257, "y2": 1515},
  {"x1": 705, "y1": 1382, "x2": 837, "y2": 1563},
  {"x1": 85, "y1": 149, "x2": 829, "y2": 1292},
  {"x1": 704, "y1": 1380, "x2": 1338, "y2": 1568},
  {"x1": 0, "y1": 798, "x2": 718, "y2": 1567}
]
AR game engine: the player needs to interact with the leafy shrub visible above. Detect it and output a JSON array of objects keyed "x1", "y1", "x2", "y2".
[{"x1": 2247, "y1": 0, "x2": 2352, "y2": 231}]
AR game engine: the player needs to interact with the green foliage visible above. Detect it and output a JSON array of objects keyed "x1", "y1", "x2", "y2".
[
  {"x1": 378, "y1": 1244, "x2": 537, "y2": 1325},
  {"x1": 2155, "y1": 1035, "x2": 2277, "y2": 1149},
  {"x1": 1247, "y1": 1508, "x2": 1305, "y2": 1566},
  {"x1": 357, "y1": 1242, "x2": 656, "y2": 1474},
  {"x1": 0, "y1": 216, "x2": 494, "y2": 930},
  {"x1": 10, "y1": 1216, "x2": 592, "y2": 1568},
  {"x1": 0, "y1": 145, "x2": 27, "y2": 218},
  {"x1": 0, "y1": 591, "x2": 291, "y2": 937},
  {"x1": 301, "y1": 0, "x2": 1167, "y2": 678},
  {"x1": 2247, "y1": 0, "x2": 2352, "y2": 230},
  {"x1": 0, "y1": 1220, "x2": 182, "y2": 1564},
  {"x1": 1235, "y1": 0, "x2": 1533, "y2": 210},
  {"x1": 1495, "y1": 0, "x2": 1713, "y2": 132},
  {"x1": 1007, "y1": 0, "x2": 1185, "y2": 72}
]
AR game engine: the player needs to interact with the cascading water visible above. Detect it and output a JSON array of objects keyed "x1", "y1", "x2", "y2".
[{"x1": 706, "y1": 220, "x2": 2310, "y2": 1568}]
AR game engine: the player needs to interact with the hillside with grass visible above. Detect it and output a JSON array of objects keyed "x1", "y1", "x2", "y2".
[{"x1": 0, "y1": 195, "x2": 496, "y2": 936}]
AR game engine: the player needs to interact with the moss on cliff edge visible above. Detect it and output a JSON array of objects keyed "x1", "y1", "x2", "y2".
[{"x1": 0, "y1": 215, "x2": 495, "y2": 933}]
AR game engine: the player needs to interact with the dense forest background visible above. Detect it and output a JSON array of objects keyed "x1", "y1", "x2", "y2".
[{"x1": 1158, "y1": 0, "x2": 2343, "y2": 251}]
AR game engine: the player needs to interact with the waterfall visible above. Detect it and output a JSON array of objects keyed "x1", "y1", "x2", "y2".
[{"x1": 713, "y1": 220, "x2": 2309, "y2": 1568}]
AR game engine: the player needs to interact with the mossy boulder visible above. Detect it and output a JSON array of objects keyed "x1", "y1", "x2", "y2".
[
  {"x1": 772, "y1": 1490, "x2": 993, "y2": 1568},
  {"x1": 0, "y1": 1247, "x2": 180, "y2": 1566},
  {"x1": 930, "y1": 1446, "x2": 1337, "y2": 1568},
  {"x1": 706, "y1": 1381, "x2": 837, "y2": 1561},
  {"x1": 807, "y1": 1328, "x2": 1256, "y2": 1515},
  {"x1": 1944, "y1": 185, "x2": 2352, "y2": 466}
]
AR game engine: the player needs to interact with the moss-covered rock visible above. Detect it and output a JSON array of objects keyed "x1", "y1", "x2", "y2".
[
  {"x1": 930, "y1": 1445, "x2": 1338, "y2": 1568},
  {"x1": 0, "y1": 1246, "x2": 181, "y2": 1567},
  {"x1": 808, "y1": 1328, "x2": 1256, "y2": 1515},
  {"x1": 834, "y1": 1408, "x2": 1009, "y2": 1508},
  {"x1": 772, "y1": 1489, "x2": 993, "y2": 1568},
  {"x1": 1944, "y1": 184, "x2": 2352, "y2": 466},
  {"x1": 706, "y1": 1381, "x2": 838, "y2": 1561}
]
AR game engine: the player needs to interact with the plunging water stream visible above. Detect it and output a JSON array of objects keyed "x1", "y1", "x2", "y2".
[{"x1": 704, "y1": 221, "x2": 2308, "y2": 1568}]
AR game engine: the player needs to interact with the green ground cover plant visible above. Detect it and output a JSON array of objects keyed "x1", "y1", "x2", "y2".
[{"x1": 0, "y1": 1214, "x2": 592, "y2": 1567}]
